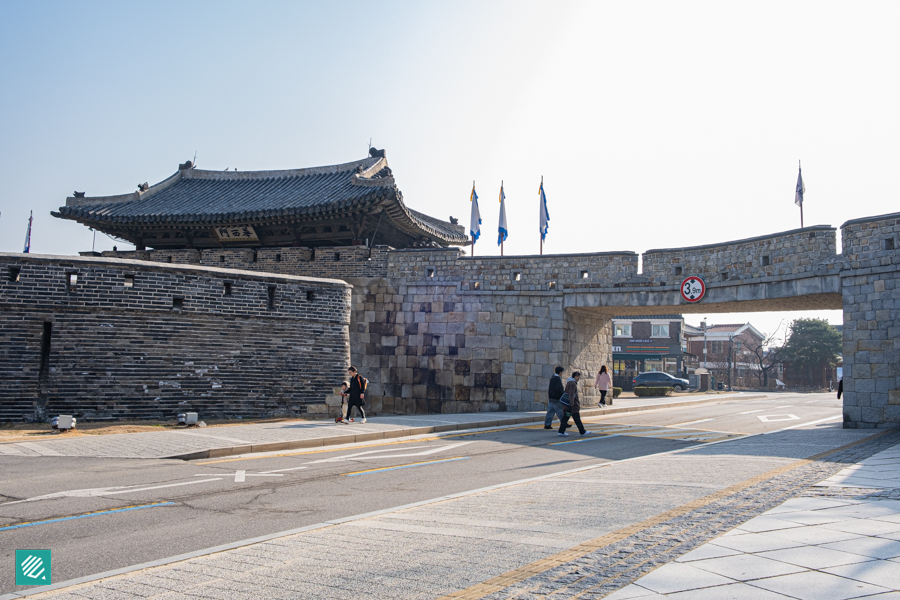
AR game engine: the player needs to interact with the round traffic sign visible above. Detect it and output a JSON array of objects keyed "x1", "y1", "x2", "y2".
[{"x1": 681, "y1": 276, "x2": 706, "y2": 303}]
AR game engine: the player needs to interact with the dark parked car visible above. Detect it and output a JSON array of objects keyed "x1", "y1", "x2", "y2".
[{"x1": 632, "y1": 372, "x2": 690, "y2": 391}]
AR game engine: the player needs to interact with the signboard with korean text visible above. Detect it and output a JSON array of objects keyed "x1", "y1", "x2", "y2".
[{"x1": 213, "y1": 225, "x2": 259, "y2": 242}]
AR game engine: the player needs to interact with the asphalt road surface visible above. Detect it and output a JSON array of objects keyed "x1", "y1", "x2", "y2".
[{"x1": 0, "y1": 392, "x2": 842, "y2": 594}]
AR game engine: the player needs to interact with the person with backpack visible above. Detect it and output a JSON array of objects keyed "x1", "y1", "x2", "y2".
[
  {"x1": 559, "y1": 371, "x2": 589, "y2": 437},
  {"x1": 544, "y1": 366, "x2": 568, "y2": 429},
  {"x1": 344, "y1": 366, "x2": 368, "y2": 423}
]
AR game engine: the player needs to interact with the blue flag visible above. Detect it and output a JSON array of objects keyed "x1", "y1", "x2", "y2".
[{"x1": 498, "y1": 183, "x2": 508, "y2": 246}]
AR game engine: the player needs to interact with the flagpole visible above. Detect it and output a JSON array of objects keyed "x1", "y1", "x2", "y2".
[
  {"x1": 472, "y1": 180, "x2": 476, "y2": 258},
  {"x1": 540, "y1": 176, "x2": 544, "y2": 256},
  {"x1": 799, "y1": 161, "x2": 804, "y2": 228}
]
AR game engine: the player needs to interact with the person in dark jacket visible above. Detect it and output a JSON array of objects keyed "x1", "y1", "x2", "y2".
[
  {"x1": 344, "y1": 366, "x2": 368, "y2": 423},
  {"x1": 559, "y1": 372, "x2": 589, "y2": 436},
  {"x1": 837, "y1": 377, "x2": 843, "y2": 400},
  {"x1": 544, "y1": 366, "x2": 568, "y2": 429}
]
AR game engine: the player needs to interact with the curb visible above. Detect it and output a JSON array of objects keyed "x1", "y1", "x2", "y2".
[{"x1": 163, "y1": 394, "x2": 768, "y2": 460}]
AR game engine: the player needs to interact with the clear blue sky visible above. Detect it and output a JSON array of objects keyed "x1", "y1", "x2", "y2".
[{"x1": 3, "y1": 0, "x2": 898, "y2": 336}]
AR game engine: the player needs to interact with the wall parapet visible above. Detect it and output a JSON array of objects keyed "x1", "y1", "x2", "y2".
[
  {"x1": 841, "y1": 211, "x2": 900, "y2": 269},
  {"x1": 1, "y1": 253, "x2": 350, "y2": 323},
  {"x1": 388, "y1": 248, "x2": 639, "y2": 291},
  {"x1": 642, "y1": 225, "x2": 837, "y2": 285}
]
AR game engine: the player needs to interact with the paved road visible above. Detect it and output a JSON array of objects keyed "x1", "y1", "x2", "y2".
[{"x1": 0, "y1": 392, "x2": 842, "y2": 595}]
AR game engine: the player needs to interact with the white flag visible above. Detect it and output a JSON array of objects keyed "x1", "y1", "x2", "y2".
[
  {"x1": 497, "y1": 184, "x2": 508, "y2": 246},
  {"x1": 794, "y1": 165, "x2": 805, "y2": 207},
  {"x1": 469, "y1": 184, "x2": 481, "y2": 243},
  {"x1": 539, "y1": 181, "x2": 549, "y2": 241}
]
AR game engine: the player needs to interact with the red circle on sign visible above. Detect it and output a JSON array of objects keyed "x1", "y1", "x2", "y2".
[{"x1": 681, "y1": 276, "x2": 706, "y2": 303}]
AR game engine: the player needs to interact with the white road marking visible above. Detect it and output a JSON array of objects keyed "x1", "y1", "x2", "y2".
[
  {"x1": 103, "y1": 479, "x2": 224, "y2": 495},
  {"x1": 259, "y1": 466, "x2": 310, "y2": 474},
  {"x1": 303, "y1": 442, "x2": 475, "y2": 465},
  {"x1": 194, "y1": 470, "x2": 284, "y2": 483},
  {"x1": 775, "y1": 405, "x2": 794, "y2": 409},
  {"x1": 0, "y1": 479, "x2": 222, "y2": 506},
  {"x1": 763, "y1": 414, "x2": 843, "y2": 434},
  {"x1": 758, "y1": 414, "x2": 800, "y2": 422},
  {"x1": 805, "y1": 399, "x2": 822, "y2": 403},
  {"x1": 739, "y1": 409, "x2": 765, "y2": 414},
  {"x1": 669, "y1": 419, "x2": 714, "y2": 427}
]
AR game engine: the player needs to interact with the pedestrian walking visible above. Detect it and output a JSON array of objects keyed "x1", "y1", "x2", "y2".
[
  {"x1": 336, "y1": 380, "x2": 350, "y2": 423},
  {"x1": 544, "y1": 366, "x2": 568, "y2": 429},
  {"x1": 594, "y1": 365, "x2": 612, "y2": 407},
  {"x1": 343, "y1": 366, "x2": 368, "y2": 423},
  {"x1": 559, "y1": 371, "x2": 589, "y2": 437},
  {"x1": 837, "y1": 377, "x2": 843, "y2": 400}
]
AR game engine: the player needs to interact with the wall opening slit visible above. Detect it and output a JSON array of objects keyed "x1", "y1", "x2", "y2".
[
  {"x1": 267, "y1": 286, "x2": 276, "y2": 310},
  {"x1": 8, "y1": 266, "x2": 20, "y2": 282},
  {"x1": 39, "y1": 322, "x2": 52, "y2": 383}
]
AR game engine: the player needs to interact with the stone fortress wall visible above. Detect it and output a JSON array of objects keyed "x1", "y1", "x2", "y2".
[
  {"x1": 838, "y1": 213, "x2": 900, "y2": 429},
  {"x1": 3, "y1": 212, "x2": 897, "y2": 426},
  {"x1": 0, "y1": 254, "x2": 351, "y2": 422}
]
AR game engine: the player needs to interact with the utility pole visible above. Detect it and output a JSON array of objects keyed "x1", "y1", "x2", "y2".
[
  {"x1": 702, "y1": 319, "x2": 708, "y2": 369},
  {"x1": 728, "y1": 334, "x2": 734, "y2": 391}
]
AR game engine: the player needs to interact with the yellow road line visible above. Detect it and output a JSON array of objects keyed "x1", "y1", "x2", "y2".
[{"x1": 434, "y1": 430, "x2": 890, "y2": 600}]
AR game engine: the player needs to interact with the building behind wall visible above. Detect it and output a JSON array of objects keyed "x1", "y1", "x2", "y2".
[
  {"x1": 611, "y1": 315, "x2": 687, "y2": 391},
  {"x1": 684, "y1": 322, "x2": 770, "y2": 389}
]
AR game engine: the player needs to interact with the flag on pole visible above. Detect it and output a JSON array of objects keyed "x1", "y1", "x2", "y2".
[
  {"x1": 794, "y1": 164, "x2": 805, "y2": 207},
  {"x1": 23, "y1": 211, "x2": 33, "y2": 253},
  {"x1": 497, "y1": 183, "x2": 508, "y2": 246},
  {"x1": 469, "y1": 183, "x2": 481, "y2": 243},
  {"x1": 539, "y1": 180, "x2": 549, "y2": 241}
]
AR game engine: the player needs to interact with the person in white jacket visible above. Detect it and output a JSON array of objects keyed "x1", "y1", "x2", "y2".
[{"x1": 594, "y1": 365, "x2": 612, "y2": 407}]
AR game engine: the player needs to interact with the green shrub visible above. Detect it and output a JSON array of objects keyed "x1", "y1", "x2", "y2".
[
  {"x1": 612, "y1": 387, "x2": 622, "y2": 398},
  {"x1": 633, "y1": 386, "x2": 673, "y2": 397}
]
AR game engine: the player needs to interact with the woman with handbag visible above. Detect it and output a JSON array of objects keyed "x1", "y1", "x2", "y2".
[{"x1": 559, "y1": 372, "x2": 589, "y2": 436}]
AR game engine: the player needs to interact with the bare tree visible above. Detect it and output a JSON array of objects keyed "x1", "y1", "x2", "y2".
[{"x1": 743, "y1": 322, "x2": 787, "y2": 388}]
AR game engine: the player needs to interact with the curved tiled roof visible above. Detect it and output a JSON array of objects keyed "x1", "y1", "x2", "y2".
[{"x1": 55, "y1": 156, "x2": 467, "y2": 245}]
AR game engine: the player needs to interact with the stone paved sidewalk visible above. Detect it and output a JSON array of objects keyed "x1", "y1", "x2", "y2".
[
  {"x1": 7, "y1": 423, "x2": 887, "y2": 600},
  {"x1": 607, "y1": 437, "x2": 900, "y2": 599},
  {"x1": 0, "y1": 393, "x2": 743, "y2": 460}
]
